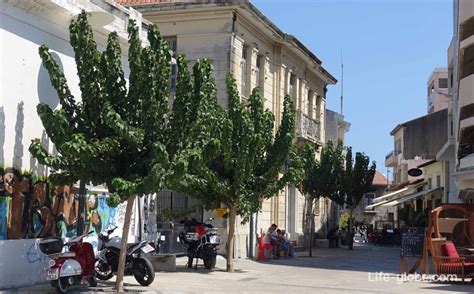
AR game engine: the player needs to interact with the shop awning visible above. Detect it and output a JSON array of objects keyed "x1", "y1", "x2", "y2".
[
  {"x1": 372, "y1": 187, "x2": 409, "y2": 204},
  {"x1": 381, "y1": 187, "x2": 443, "y2": 207},
  {"x1": 365, "y1": 196, "x2": 403, "y2": 209},
  {"x1": 459, "y1": 189, "x2": 474, "y2": 202}
]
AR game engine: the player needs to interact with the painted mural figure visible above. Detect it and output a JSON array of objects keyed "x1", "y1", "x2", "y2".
[{"x1": 0, "y1": 167, "x2": 122, "y2": 241}]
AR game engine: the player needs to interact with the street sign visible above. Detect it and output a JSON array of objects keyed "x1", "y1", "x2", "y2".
[
  {"x1": 400, "y1": 227, "x2": 425, "y2": 257},
  {"x1": 215, "y1": 208, "x2": 228, "y2": 218}
]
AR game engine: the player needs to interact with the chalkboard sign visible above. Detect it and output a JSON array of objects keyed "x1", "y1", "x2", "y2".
[{"x1": 400, "y1": 227, "x2": 425, "y2": 257}]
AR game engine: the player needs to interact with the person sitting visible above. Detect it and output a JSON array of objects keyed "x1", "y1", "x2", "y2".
[
  {"x1": 275, "y1": 229, "x2": 288, "y2": 256},
  {"x1": 278, "y1": 229, "x2": 294, "y2": 257},
  {"x1": 264, "y1": 224, "x2": 278, "y2": 258}
]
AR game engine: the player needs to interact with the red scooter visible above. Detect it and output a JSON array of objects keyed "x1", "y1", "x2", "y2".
[{"x1": 39, "y1": 231, "x2": 97, "y2": 293}]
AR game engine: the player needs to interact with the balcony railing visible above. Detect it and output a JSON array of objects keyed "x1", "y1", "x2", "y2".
[
  {"x1": 295, "y1": 110, "x2": 320, "y2": 143},
  {"x1": 385, "y1": 150, "x2": 401, "y2": 160}
]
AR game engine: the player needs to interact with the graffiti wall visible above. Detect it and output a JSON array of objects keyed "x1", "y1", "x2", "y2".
[{"x1": 0, "y1": 167, "x2": 118, "y2": 240}]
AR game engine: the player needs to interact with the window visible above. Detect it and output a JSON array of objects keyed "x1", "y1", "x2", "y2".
[
  {"x1": 307, "y1": 91, "x2": 314, "y2": 118},
  {"x1": 255, "y1": 55, "x2": 261, "y2": 89},
  {"x1": 450, "y1": 72, "x2": 454, "y2": 88},
  {"x1": 438, "y1": 78, "x2": 448, "y2": 88},
  {"x1": 461, "y1": 44, "x2": 474, "y2": 79},
  {"x1": 289, "y1": 74, "x2": 296, "y2": 97},
  {"x1": 428, "y1": 178, "x2": 432, "y2": 190},
  {"x1": 364, "y1": 193, "x2": 375, "y2": 208},
  {"x1": 165, "y1": 37, "x2": 177, "y2": 91},
  {"x1": 388, "y1": 212, "x2": 394, "y2": 222},
  {"x1": 450, "y1": 117, "x2": 454, "y2": 136},
  {"x1": 394, "y1": 139, "x2": 401, "y2": 155},
  {"x1": 240, "y1": 46, "x2": 248, "y2": 97},
  {"x1": 436, "y1": 175, "x2": 441, "y2": 188}
]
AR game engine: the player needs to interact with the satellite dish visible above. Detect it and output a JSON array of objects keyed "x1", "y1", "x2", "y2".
[
  {"x1": 408, "y1": 168, "x2": 423, "y2": 177},
  {"x1": 72, "y1": 11, "x2": 114, "y2": 28}
]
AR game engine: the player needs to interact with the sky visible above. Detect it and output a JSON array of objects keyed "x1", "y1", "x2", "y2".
[{"x1": 251, "y1": 0, "x2": 453, "y2": 179}]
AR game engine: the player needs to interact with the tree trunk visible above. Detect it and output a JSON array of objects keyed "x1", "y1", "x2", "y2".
[
  {"x1": 309, "y1": 198, "x2": 315, "y2": 257},
  {"x1": 348, "y1": 208, "x2": 354, "y2": 250},
  {"x1": 115, "y1": 195, "x2": 136, "y2": 291},
  {"x1": 226, "y1": 204, "x2": 237, "y2": 272},
  {"x1": 76, "y1": 181, "x2": 86, "y2": 235}
]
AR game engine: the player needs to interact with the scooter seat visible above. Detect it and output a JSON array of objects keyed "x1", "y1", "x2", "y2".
[
  {"x1": 50, "y1": 252, "x2": 76, "y2": 259},
  {"x1": 58, "y1": 252, "x2": 76, "y2": 258}
]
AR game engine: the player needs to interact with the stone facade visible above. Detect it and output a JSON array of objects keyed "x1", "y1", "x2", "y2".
[{"x1": 121, "y1": 0, "x2": 337, "y2": 257}]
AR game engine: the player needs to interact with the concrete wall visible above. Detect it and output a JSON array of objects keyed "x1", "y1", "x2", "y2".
[
  {"x1": 0, "y1": 238, "x2": 50, "y2": 289},
  {"x1": 0, "y1": 0, "x2": 145, "y2": 170},
  {"x1": 0, "y1": 0, "x2": 148, "y2": 288},
  {"x1": 402, "y1": 109, "x2": 448, "y2": 160}
]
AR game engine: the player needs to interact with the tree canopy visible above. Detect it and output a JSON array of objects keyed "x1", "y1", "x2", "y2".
[
  {"x1": 29, "y1": 11, "x2": 221, "y2": 290},
  {"x1": 178, "y1": 75, "x2": 297, "y2": 271}
]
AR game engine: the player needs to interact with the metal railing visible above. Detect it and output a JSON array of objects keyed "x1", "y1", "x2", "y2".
[{"x1": 295, "y1": 110, "x2": 320, "y2": 143}]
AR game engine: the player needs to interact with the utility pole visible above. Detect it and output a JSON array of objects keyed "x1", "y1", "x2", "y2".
[{"x1": 340, "y1": 49, "x2": 344, "y2": 115}]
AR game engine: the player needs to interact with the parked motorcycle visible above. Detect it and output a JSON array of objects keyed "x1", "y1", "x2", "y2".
[
  {"x1": 39, "y1": 231, "x2": 96, "y2": 293},
  {"x1": 178, "y1": 218, "x2": 220, "y2": 270},
  {"x1": 95, "y1": 226, "x2": 155, "y2": 286}
]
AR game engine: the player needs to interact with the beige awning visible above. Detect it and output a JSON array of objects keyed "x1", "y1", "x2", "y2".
[
  {"x1": 381, "y1": 187, "x2": 443, "y2": 207},
  {"x1": 459, "y1": 189, "x2": 474, "y2": 201},
  {"x1": 372, "y1": 187, "x2": 409, "y2": 203},
  {"x1": 365, "y1": 198, "x2": 395, "y2": 210}
]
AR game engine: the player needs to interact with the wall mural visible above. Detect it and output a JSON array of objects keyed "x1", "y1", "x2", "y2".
[{"x1": 0, "y1": 166, "x2": 117, "y2": 240}]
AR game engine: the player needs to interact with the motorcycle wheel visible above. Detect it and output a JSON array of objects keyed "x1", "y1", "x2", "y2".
[
  {"x1": 203, "y1": 256, "x2": 216, "y2": 270},
  {"x1": 202, "y1": 246, "x2": 217, "y2": 270},
  {"x1": 132, "y1": 257, "x2": 155, "y2": 286},
  {"x1": 53, "y1": 277, "x2": 69, "y2": 294},
  {"x1": 95, "y1": 260, "x2": 114, "y2": 281}
]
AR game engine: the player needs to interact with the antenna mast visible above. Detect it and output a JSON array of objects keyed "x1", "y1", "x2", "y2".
[{"x1": 340, "y1": 48, "x2": 344, "y2": 115}]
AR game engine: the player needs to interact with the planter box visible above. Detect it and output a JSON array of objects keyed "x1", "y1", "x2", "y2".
[{"x1": 148, "y1": 254, "x2": 176, "y2": 272}]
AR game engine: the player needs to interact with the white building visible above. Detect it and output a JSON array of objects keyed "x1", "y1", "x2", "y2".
[
  {"x1": 0, "y1": 0, "x2": 147, "y2": 288},
  {"x1": 447, "y1": 0, "x2": 474, "y2": 203},
  {"x1": 427, "y1": 68, "x2": 449, "y2": 114}
]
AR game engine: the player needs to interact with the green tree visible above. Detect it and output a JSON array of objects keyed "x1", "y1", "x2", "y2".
[
  {"x1": 180, "y1": 76, "x2": 296, "y2": 272},
  {"x1": 331, "y1": 147, "x2": 376, "y2": 250},
  {"x1": 29, "y1": 12, "x2": 217, "y2": 291},
  {"x1": 298, "y1": 140, "x2": 344, "y2": 256},
  {"x1": 398, "y1": 206, "x2": 429, "y2": 227}
]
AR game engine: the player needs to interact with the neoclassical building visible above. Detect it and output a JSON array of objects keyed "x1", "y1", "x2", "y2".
[{"x1": 118, "y1": 0, "x2": 337, "y2": 257}]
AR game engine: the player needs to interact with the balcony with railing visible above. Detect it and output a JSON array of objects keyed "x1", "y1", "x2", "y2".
[
  {"x1": 295, "y1": 110, "x2": 320, "y2": 143},
  {"x1": 385, "y1": 150, "x2": 400, "y2": 167}
]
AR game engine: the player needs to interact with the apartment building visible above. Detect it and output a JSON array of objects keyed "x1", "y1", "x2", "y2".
[
  {"x1": 117, "y1": 0, "x2": 337, "y2": 257},
  {"x1": 448, "y1": 0, "x2": 474, "y2": 203},
  {"x1": 427, "y1": 68, "x2": 449, "y2": 114}
]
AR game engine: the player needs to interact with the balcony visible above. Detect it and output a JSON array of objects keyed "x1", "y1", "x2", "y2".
[
  {"x1": 295, "y1": 110, "x2": 320, "y2": 143},
  {"x1": 459, "y1": 74, "x2": 474, "y2": 109},
  {"x1": 385, "y1": 150, "x2": 399, "y2": 167},
  {"x1": 460, "y1": 154, "x2": 474, "y2": 170}
]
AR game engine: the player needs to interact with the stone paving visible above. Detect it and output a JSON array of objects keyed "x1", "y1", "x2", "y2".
[{"x1": 7, "y1": 244, "x2": 474, "y2": 293}]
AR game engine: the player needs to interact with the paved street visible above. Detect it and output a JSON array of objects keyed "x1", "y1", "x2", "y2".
[{"x1": 9, "y1": 244, "x2": 473, "y2": 293}]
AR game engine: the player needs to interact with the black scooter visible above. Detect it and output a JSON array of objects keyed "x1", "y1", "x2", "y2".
[
  {"x1": 178, "y1": 218, "x2": 220, "y2": 270},
  {"x1": 94, "y1": 227, "x2": 156, "y2": 286}
]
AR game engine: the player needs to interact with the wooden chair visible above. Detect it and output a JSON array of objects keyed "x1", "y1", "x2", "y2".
[{"x1": 431, "y1": 238, "x2": 474, "y2": 283}]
